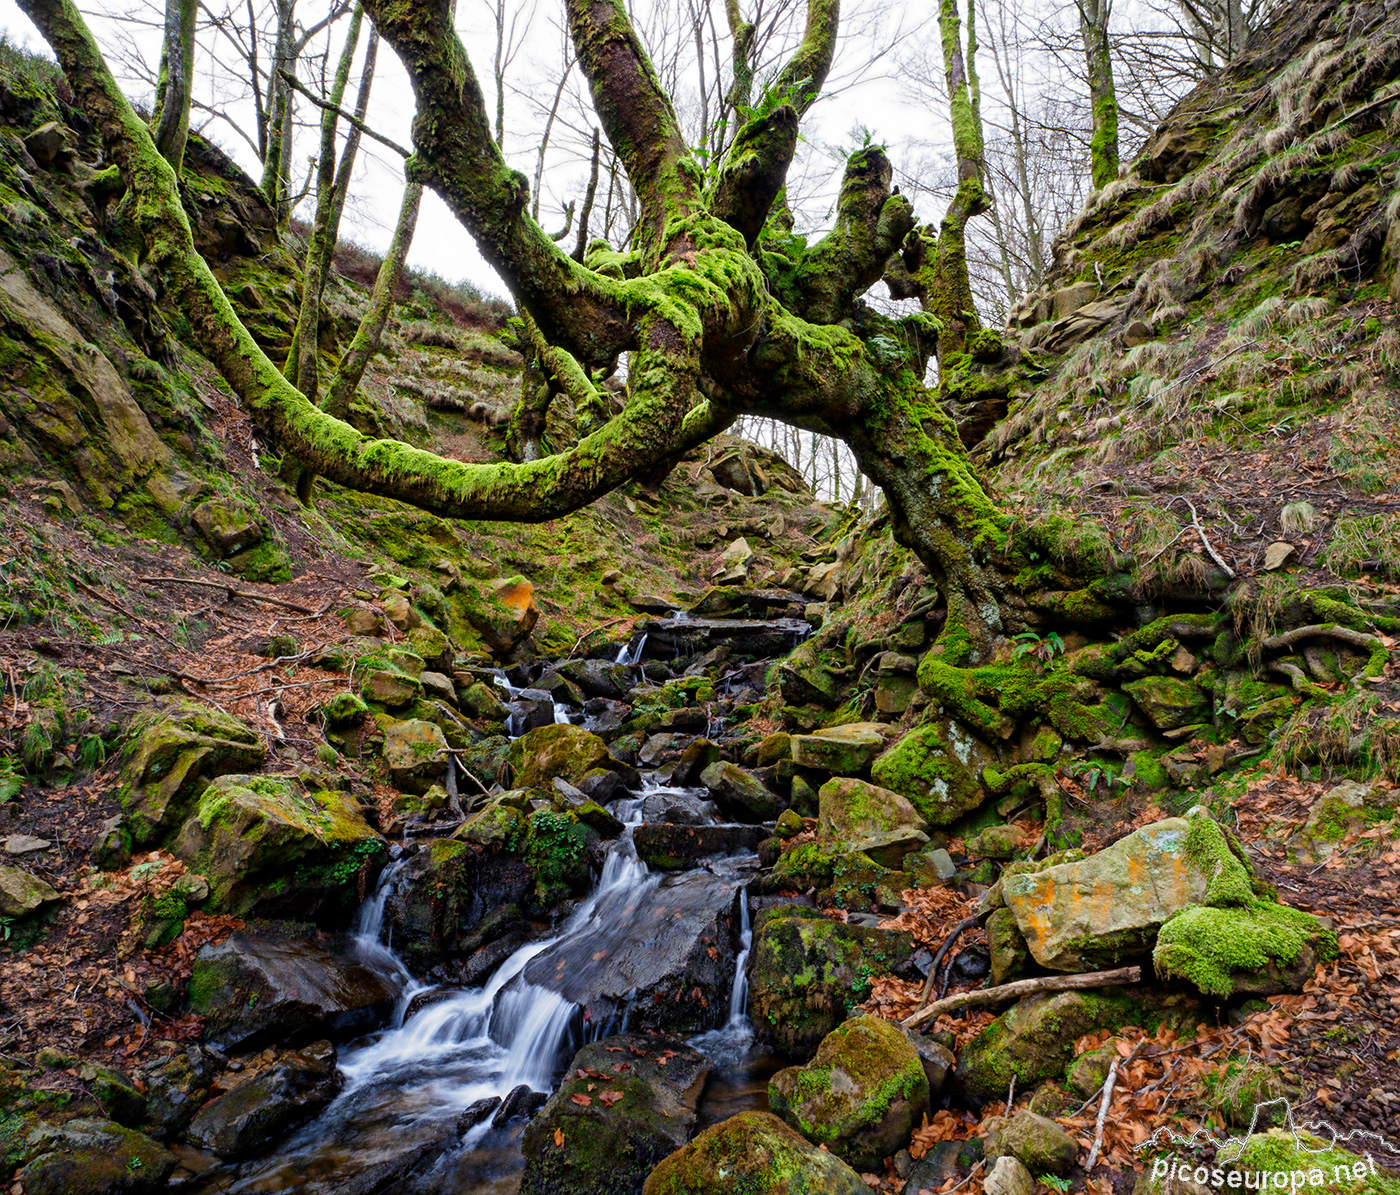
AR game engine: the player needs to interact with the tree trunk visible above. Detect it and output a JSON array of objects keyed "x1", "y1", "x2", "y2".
[
  {"x1": 151, "y1": 0, "x2": 196, "y2": 174},
  {"x1": 1079, "y1": 0, "x2": 1120, "y2": 189}
]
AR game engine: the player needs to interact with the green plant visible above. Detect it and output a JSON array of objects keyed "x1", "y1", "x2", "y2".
[
  {"x1": 76, "y1": 734, "x2": 107, "y2": 771},
  {"x1": 1010, "y1": 631, "x2": 1065, "y2": 663},
  {"x1": 1039, "y1": 1175, "x2": 1073, "y2": 1192},
  {"x1": 0, "y1": 916, "x2": 12, "y2": 941},
  {"x1": 0, "y1": 758, "x2": 21, "y2": 803}
]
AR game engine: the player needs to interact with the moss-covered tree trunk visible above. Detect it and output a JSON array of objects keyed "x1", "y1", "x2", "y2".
[
  {"x1": 1078, "y1": 0, "x2": 1120, "y2": 190},
  {"x1": 151, "y1": 0, "x2": 196, "y2": 173}
]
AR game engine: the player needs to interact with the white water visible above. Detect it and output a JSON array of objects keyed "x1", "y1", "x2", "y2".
[
  {"x1": 690, "y1": 880, "x2": 755, "y2": 1068},
  {"x1": 616, "y1": 632, "x2": 648, "y2": 666}
]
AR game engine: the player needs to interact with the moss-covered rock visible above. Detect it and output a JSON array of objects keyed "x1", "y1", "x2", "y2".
[
  {"x1": 768, "y1": 1015, "x2": 929, "y2": 1169},
  {"x1": 1226, "y1": 1131, "x2": 1400, "y2": 1195},
  {"x1": 14, "y1": 1117, "x2": 175, "y2": 1195},
  {"x1": 510, "y1": 723, "x2": 614, "y2": 789},
  {"x1": 171, "y1": 774, "x2": 385, "y2": 917},
  {"x1": 455, "y1": 798, "x2": 528, "y2": 850},
  {"x1": 870, "y1": 718, "x2": 996, "y2": 827},
  {"x1": 749, "y1": 915, "x2": 914, "y2": 1055},
  {"x1": 1121, "y1": 676, "x2": 1209, "y2": 731},
  {"x1": 380, "y1": 717, "x2": 448, "y2": 792},
  {"x1": 775, "y1": 809, "x2": 805, "y2": 838},
  {"x1": 117, "y1": 697, "x2": 265, "y2": 845},
  {"x1": 525, "y1": 808, "x2": 597, "y2": 905},
  {"x1": 1152, "y1": 901, "x2": 1337, "y2": 998},
  {"x1": 986, "y1": 907, "x2": 1033, "y2": 986},
  {"x1": 642, "y1": 1111, "x2": 868, "y2": 1195},
  {"x1": 953, "y1": 990, "x2": 1138, "y2": 1104},
  {"x1": 983, "y1": 1110, "x2": 1079, "y2": 1175},
  {"x1": 790, "y1": 724, "x2": 888, "y2": 775},
  {"x1": 521, "y1": 1034, "x2": 707, "y2": 1195},
  {"x1": 0, "y1": 863, "x2": 59, "y2": 917},
  {"x1": 817, "y1": 777, "x2": 927, "y2": 843},
  {"x1": 1207, "y1": 1060, "x2": 1299, "y2": 1129},
  {"x1": 448, "y1": 574, "x2": 539, "y2": 653},
  {"x1": 700, "y1": 760, "x2": 779, "y2": 822}
]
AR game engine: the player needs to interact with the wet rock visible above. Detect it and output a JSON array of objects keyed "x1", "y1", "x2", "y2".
[
  {"x1": 750, "y1": 915, "x2": 914, "y2": 1055},
  {"x1": 659, "y1": 707, "x2": 709, "y2": 733},
  {"x1": 559, "y1": 658, "x2": 633, "y2": 700},
  {"x1": 699, "y1": 761, "x2": 778, "y2": 822},
  {"x1": 639, "y1": 732, "x2": 685, "y2": 767},
  {"x1": 496, "y1": 1082, "x2": 549, "y2": 1127},
  {"x1": 511, "y1": 690, "x2": 559, "y2": 734},
  {"x1": 0, "y1": 863, "x2": 59, "y2": 916},
  {"x1": 641, "y1": 617, "x2": 812, "y2": 661},
  {"x1": 523, "y1": 869, "x2": 740, "y2": 1033},
  {"x1": 790, "y1": 724, "x2": 888, "y2": 775},
  {"x1": 1002, "y1": 812, "x2": 1264, "y2": 971},
  {"x1": 118, "y1": 697, "x2": 265, "y2": 845},
  {"x1": 457, "y1": 1096, "x2": 501, "y2": 1132},
  {"x1": 642, "y1": 1110, "x2": 868, "y2": 1195},
  {"x1": 459, "y1": 929, "x2": 532, "y2": 984},
  {"x1": 769, "y1": 1015, "x2": 929, "y2": 1170},
  {"x1": 15, "y1": 1117, "x2": 175, "y2": 1194},
  {"x1": 984, "y1": 1111, "x2": 1078, "y2": 1175},
  {"x1": 188, "y1": 927, "x2": 397, "y2": 1051},
  {"x1": 381, "y1": 719, "x2": 449, "y2": 792},
  {"x1": 522, "y1": 1034, "x2": 708, "y2": 1195},
  {"x1": 460, "y1": 681, "x2": 510, "y2": 722},
  {"x1": 171, "y1": 774, "x2": 385, "y2": 917},
  {"x1": 954, "y1": 990, "x2": 1138, "y2": 1104},
  {"x1": 510, "y1": 724, "x2": 616, "y2": 788},
  {"x1": 870, "y1": 718, "x2": 998, "y2": 828},
  {"x1": 186, "y1": 1041, "x2": 340, "y2": 1160},
  {"x1": 818, "y1": 777, "x2": 929, "y2": 868},
  {"x1": 642, "y1": 788, "x2": 714, "y2": 826},
  {"x1": 1152, "y1": 901, "x2": 1336, "y2": 998},
  {"x1": 138, "y1": 1045, "x2": 214, "y2": 1137},
  {"x1": 633, "y1": 824, "x2": 764, "y2": 869}
]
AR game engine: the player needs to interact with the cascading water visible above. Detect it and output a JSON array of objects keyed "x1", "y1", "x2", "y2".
[{"x1": 615, "y1": 632, "x2": 648, "y2": 667}]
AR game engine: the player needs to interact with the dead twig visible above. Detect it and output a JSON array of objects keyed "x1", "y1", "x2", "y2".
[
  {"x1": 1085, "y1": 1040, "x2": 1147, "y2": 1170},
  {"x1": 137, "y1": 576, "x2": 315, "y2": 614},
  {"x1": 902, "y1": 965, "x2": 1142, "y2": 1030},
  {"x1": 1181, "y1": 498, "x2": 1235, "y2": 579}
]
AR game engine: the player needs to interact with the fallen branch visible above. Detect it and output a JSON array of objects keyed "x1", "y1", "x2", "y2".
[
  {"x1": 565, "y1": 617, "x2": 633, "y2": 662},
  {"x1": 914, "y1": 915, "x2": 983, "y2": 1012},
  {"x1": 901, "y1": 965, "x2": 1142, "y2": 1030},
  {"x1": 1262, "y1": 623, "x2": 1382, "y2": 653},
  {"x1": 138, "y1": 575, "x2": 315, "y2": 614},
  {"x1": 1182, "y1": 499, "x2": 1235, "y2": 579},
  {"x1": 1085, "y1": 1040, "x2": 1147, "y2": 1170}
]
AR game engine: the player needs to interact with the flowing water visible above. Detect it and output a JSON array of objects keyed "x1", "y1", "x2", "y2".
[{"x1": 185, "y1": 758, "x2": 772, "y2": 1193}]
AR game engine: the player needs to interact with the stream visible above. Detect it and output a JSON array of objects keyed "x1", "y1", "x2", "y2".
[{"x1": 183, "y1": 716, "x2": 776, "y2": 1192}]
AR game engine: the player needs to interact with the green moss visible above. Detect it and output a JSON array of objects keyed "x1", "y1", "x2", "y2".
[
  {"x1": 1230, "y1": 1131, "x2": 1399, "y2": 1195},
  {"x1": 1153, "y1": 902, "x2": 1338, "y2": 998},
  {"x1": 525, "y1": 808, "x2": 594, "y2": 905}
]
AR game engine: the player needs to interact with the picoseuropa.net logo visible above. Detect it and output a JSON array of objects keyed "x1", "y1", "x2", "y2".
[{"x1": 1137, "y1": 1096, "x2": 1400, "y2": 1192}]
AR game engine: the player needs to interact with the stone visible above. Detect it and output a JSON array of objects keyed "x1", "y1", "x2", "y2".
[
  {"x1": 905, "y1": 847, "x2": 957, "y2": 887},
  {"x1": 139, "y1": 1045, "x2": 215, "y2": 1137},
  {"x1": 558, "y1": 658, "x2": 633, "y2": 699},
  {"x1": 77, "y1": 1064, "x2": 145, "y2": 1127},
  {"x1": 907, "y1": 1033, "x2": 956, "y2": 1094},
  {"x1": 186, "y1": 1041, "x2": 340, "y2": 1159},
  {"x1": 93, "y1": 815, "x2": 132, "y2": 871},
  {"x1": 15, "y1": 1117, "x2": 175, "y2": 1194},
  {"x1": 670, "y1": 738, "x2": 722, "y2": 786},
  {"x1": 986, "y1": 907, "x2": 1033, "y2": 986},
  {"x1": 749, "y1": 914, "x2": 914, "y2": 1055},
  {"x1": 1152, "y1": 901, "x2": 1336, "y2": 998},
  {"x1": 966, "y1": 824, "x2": 1031, "y2": 860},
  {"x1": 469, "y1": 575, "x2": 540, "y2": 652},
  {"x1": 419, "y1": 670, "x2": 458, "y2": 706},
  {"x1": 407, "y1": 624, "x2": 452, "y2": 668},
  {"x1": 790, "y1": 724, "x2": 888, "y2": 774},
  {"x1": 870, "y1": 719, "x2": 998, "y2": 827},
  {"x1": 984, "y1": 1111, "x2": 1079, "y2": 1175},
  {"x1": 954, "y1": 990, "x2": 1136, "y2": 1104},
  {"x1": 0, "y1": 863, "x2": 60, "y2": 916},
  {"x1": 1124, "y1": 318, "x2": 1154, "y2": 346},
  {"x1": 1001, "y1": 812, "x2": 1259, "y2": 972},
  {"x1": 642, "y1": 788, "x2": 715, "y2": 826},
  {"x1": 118, "y1": 697, "x2": 265, "y2": 845},
  {"x1": 171, "y1": 773, "x2": 384, "y2": 917},
  {"x1": 984, "y1": 1155, "x2": 1034, "y2": 1195},
  {"x1": 340, "y1": 606, "x2": 384, "y2": 637},
  {"x1": 380, "y1": 719, "x2": 449, "y2": 793},
  {"x1": 700, "y1": 760, "x2": 778, "y2": 822},
  {"x1": 633, "y1": 824, "x2": 765, "y2": 870},
  {"x1": 1050, "y1": 280, "x2": 1097, "y2": 319},
  {"x1": 191, "y1": 497, "x2": 264, "y2": 557},
  {"x1": 818, "y1": 777, "x2": 926, "y2": 841},
  {"x1": 188, "y1": 928, "x2": 397, "y2": 1051},
  {"x1": 1122, "y1": 676, "x2": 1209, "y2": 731},
  {"x1": 642, "y1": 1111, "x2": 868, "y2": 1195},
  {"x1": 804, "y1": 562, "x2": 844, "y2": 601},
  {"x1": 717, "y1": 537, "x2": 754, "y2": 570},
  {"x1": 381, "y1": 590, "x2": 421, "y2": 631},
  {"x1": 361, "y1": 668, "x2": 422, "y2": 707},
  {"x1": 22, "y1": 121, "x2": 69, "y2": 167},
  {"x1": 4, "y1": 833, "x2": 51, "y2": 854},
  {"x1": 775, "y1": 809, "x2": 804, "y2": 838},
  {"x1": 521, "y1": 1034, "x2": 708, "y2": 1195},
  {"x1": 1264, "y1": 541, "x2": 1296, "y2": 570},
  {"x1": 510, "y1": 723, "x2": 615, "y2": 788},
  {"x1": 769, "y1": 1015, "x2": 929, "y2": 1170},
  {"x1": 459, "y1": 681, "x2": 510, "y2": 722}
]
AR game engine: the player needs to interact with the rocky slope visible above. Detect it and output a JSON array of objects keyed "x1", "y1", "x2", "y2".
[{"x1": 0, "y1": 3, "x2": 1399, "y2": 1194}]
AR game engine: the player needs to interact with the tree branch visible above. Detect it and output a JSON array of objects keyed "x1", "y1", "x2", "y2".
[
  {"x1": 279, "y1": 67, "x2": 408, "y2": 157},
  {"x1": 901, "y1": 965, "x2": 1142, "y2": 1029}
]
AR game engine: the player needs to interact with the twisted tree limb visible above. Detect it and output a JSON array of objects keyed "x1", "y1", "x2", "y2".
[{"x1": 901, "y1": 965, "x2": 1142, "y2": 1030}]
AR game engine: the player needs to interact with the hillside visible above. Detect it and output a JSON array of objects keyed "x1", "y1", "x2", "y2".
[{"x1": 0, "y1": 4, "x2": 1399, "y2": 1194}]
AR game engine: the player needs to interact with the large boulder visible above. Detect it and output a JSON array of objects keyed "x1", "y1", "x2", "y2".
[
  {"x1": 558, "y1": 658, "x2": 634, "y2": 700},
  {"x1": 117, "y1": 698, "x2": 265, "y2": 844},
  {"x1": 455, "y1": 575, "x2": 539, "y2": 652},
  {"x1": 769, "y1": 1015, "x2": 929, "y2": 1170},
  {"x1": 1122, "y1": 676, "x2": 1209, "y2": 731},
  {"x1": 522, "y1": 868, "x2": 741, "y2": 1033},
  {"x1": 699, "y1": 761, "x2": 778, "y2": 822},
  {"x1": 380, "y1": 718, "x2": 449, "y2": 792},
  {"x1": 817, "y1": 777, "x2": 929, "y2": 868},
  {"x1": 954, "y1": 990, "x2": 1138, "y2": 1104},
  {"x1": 13, "y1": 1117, "x2": 175, "y2": 1195},
  {"x1": 870, "y1": 718, "x2": 997, "y2": 827},
  {"x1": 171, "y1": 774, "x2": 385, "y2": 917},
  {"x1": 984, "y1": 1111, "x2": 1079, "y2": 1175},
  {"x1": 0, "y1": 864, "x2": 60, "y2": 917},
  {"x1": 187, "y1": 927, "x2": 398, "y2": 1051},
  {"x1": 510, "y1": 724, "x2": 614, "y2": 789},
  {"x1": 789, "y1": 724, "x2": 888, "y2": 775},
  {"x1": 521, "y1": 1034, "x2": 708, "y2": 1195},
  {"x1": 1001, "y1": 812, "x2": 1266, "y2": 972},
  {"x1": 185, "y1": 1041, "x2": 340, "y2": 1159},
  {"x1": 1152, "y1": 902, "x2": 1337, "y2": 998},
  {"x1": 633, "y1": 823, "x2": 764, "y2": 870},
  {"x1": 380, "y1": 838, "x2": 478, "y2": 970},
  {"x1": 749, "y1": 914, "x2": 914, "y2": 1055},
  {"x1": 643, "y1": 1111, "x2": 868, "y2": 1195}
]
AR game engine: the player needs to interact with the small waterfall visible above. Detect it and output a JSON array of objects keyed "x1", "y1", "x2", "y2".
[
  {"x1": 727, "y1": 891, "x2": 753, "y2": 1023},
  {"x1": 352, "y1": 854, "x2": 417, "y2": 997},
  {"x1": 616, "y1": 632, "x2": 648, "y2": 666},
  {"x1": 690, "y1": 886, "x2": 754, "y2": 1067}
]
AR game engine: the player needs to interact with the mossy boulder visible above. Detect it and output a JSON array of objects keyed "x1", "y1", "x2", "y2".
[
  {"x1": 1002, "y1": 812, "x2": 1266, "y2": 972},
  {"x1": 381, "y1": 718, "x2": 449, "y2": 792},
  {"x1": 14, "y1": 1117, "x2": 175, "y2": 1195},
  {"x1": 1152, "y1": 901, "x2": 1337, "y2": 998},
  {"x1": 642, "y1": 1111, "x2": 868, "y2": 1195},
  {"x1": 789, "y1": 724, "x2": 888, "y2": 775},
  {"x1": 510, "y1": 723, "x2": 613, "y2": 789},
  {"x1": 460, "y1": 681, "x2": 510, "y2": 722},
  {"x1": 361, "y1": 668, "x2": 422, "y2": 708},
  {"x1": 817, "y1": 777, "x2": 928, "y2": 844},
  {"x1": 1121, "y1": 676, "x2": 1209, "y2": 731},
  {"x1": 455, "y1": 798, "x2": 527, "y2": 850},
  {"x1": 700, "y1": 760, "x2": 779, "y2": 822},
  {"x1": 525, "y1": 808, "x2": 597, "y2": 905},
  {"x1": 191, "y1": 496, "x2": 263, "y2": 557},
  {"x1": 1207, "y1": 1060, "x2": 1300, "y2": 1128},
  {"x1": 986, "y1": 907, "x2": 1033, "y2": 986},
  {"x1": 953, "y1": 990, "x2": 1138, "y2": 1104},
  {"x1": 1226, "y1": 1130, "x2": 1399, "y2": 1195},
  {"x1": 117, "y1": 698, "x2": 265, "y2": 845},
  {"x1": 983, "y1": 1111, "x2": 1078, "y2": 1176},
  {"x1": 379, "y1": 837, "x2": 475, "y2": 970},
  {"x1": 171, "y1": 774, "x2": 385, "y2": 917},
  {"x1": 768, "y1": 1015, "x2": 929, "y2": 1170},
  {"x1": 870, "y1": 718, "x2": 997, "y2": 827},
  {"x1": 187, "y1": 927, "x2": 397, "y2": 1051},
  {"x1": 749, "y1": 915, "x2": 914, "y2": 1055},
  {"x1": 520, "y1": 1034, "x2": 708, "y2": 1195},
  {"x1": 449, "y1": 574, "x2": 539, "y2": 653},
  {"x1": 0, "y1": 863, "x2": 59, "y2": 917}
]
